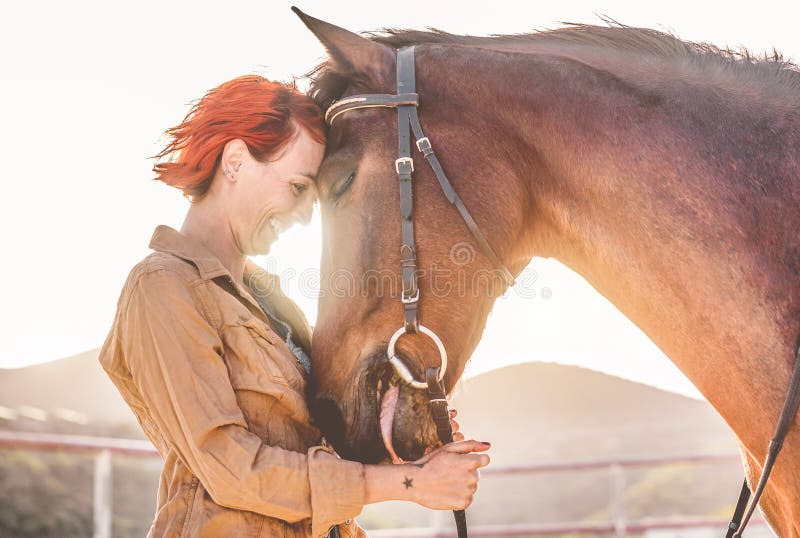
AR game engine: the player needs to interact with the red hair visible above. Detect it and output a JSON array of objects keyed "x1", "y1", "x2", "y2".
[{"x1": 153, "y1": 75, "x2": 325, "y2": 199}]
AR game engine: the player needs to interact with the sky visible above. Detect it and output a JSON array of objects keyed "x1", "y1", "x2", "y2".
[{"x1": 1, "y1": 0, "x2": 798, "y2": 400}]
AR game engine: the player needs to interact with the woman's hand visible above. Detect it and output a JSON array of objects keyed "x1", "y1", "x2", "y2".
[
  {"x1": 406, "y1": 439, "x2": 490, "y2": 510},
  {"x1": 364, "y1": 439, "x2": 491, "y2": 510}
]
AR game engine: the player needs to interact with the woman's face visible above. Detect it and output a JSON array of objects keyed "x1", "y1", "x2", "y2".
[{"x1": 228, "y1": 127, "x2": 324, "y2": 256}]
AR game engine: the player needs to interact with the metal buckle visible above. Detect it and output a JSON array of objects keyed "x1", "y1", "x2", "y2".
[
  {"x1": 416, "y1": 137, "x2": 431, "y2": 153},
  {"x1": 395, "y1": 157, "x2": 414, "y2": 174},
  {"x1": 401, "y1": 288, "x2": 420, "y2": 304}
]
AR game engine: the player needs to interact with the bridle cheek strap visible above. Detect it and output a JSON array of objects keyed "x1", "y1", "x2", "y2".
[{"x1": 396, "y1": 46, "x2": 420, "y2": 333}]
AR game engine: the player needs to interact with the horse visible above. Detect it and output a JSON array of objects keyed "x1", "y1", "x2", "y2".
[{"x1": 294, "y1": 10, "x2": 800, "y2": 535}]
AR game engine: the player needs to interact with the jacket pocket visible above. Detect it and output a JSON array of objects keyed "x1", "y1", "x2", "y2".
[
  {"x1": 221, "y1": 317, "x2": 311, "y2": 447},
  {"x1": 237, "y1": 318, "x2": 304, "y2": 390},
  {"x1": 222, "y1": 319, "x2": 293, "y2": 392}
]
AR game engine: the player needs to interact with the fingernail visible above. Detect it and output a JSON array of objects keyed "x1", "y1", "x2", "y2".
[{"x1": 481, "y1": 441, "x2": 491, "y2": 446}]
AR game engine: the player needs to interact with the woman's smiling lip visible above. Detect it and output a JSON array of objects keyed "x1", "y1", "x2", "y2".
[{"x1": 254, "y1": 212, "x2": 282, "y2": 242}]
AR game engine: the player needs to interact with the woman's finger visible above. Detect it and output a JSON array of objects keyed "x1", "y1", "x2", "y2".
[
  {"x1": 469, "y1": 453, "x2": 491, "y2": 469},
  {"x1": 441, "y1": 439, "x2": 491, "y2": 454}
]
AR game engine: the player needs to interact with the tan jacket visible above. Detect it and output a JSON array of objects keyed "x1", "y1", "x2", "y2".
[{"x1": 99, "y1": 225, "x2": 367, "y2": 538}]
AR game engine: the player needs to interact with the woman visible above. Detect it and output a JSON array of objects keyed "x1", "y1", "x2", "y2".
[{"x1": 99, "y1": 75, "x2": 489, "y2": 538}]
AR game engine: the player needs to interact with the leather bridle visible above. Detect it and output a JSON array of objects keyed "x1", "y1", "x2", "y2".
[
  {"x1": 327, "y1": 46, "x2": 515, "y2": 336},
  {"x1": 324, "y1": 44, "x2": 800, "y2": 538},
  {"x1": 325, "y1": 45, "x2": 515, "y2": 538},
  {"x1": 326, "y1": 46, "x2": 515, "y2": 395}
]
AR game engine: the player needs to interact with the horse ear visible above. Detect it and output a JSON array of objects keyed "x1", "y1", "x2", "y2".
[{"x1": 292, "y1": 7, "x2": 394, "y2": 86}]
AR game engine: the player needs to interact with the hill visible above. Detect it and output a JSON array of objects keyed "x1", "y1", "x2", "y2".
[
  {"x1": 0, "y1": 349, "x2": 140, "y2": 437},
  {"x1": 450, "y1": 362, "x2": 737, "y2": 462},
  {"x1": 0, "y1": 354, "x2": 737, "y2": 456}
]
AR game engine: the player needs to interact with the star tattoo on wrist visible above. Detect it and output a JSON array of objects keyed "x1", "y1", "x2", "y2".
[{"x1": 403, "y1": 477, "x2": 413, "y2": 489}]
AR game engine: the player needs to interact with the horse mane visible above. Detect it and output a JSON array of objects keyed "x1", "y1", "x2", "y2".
[{"x1": 308, "y1": 22, "x2": 800, "y2": 109}]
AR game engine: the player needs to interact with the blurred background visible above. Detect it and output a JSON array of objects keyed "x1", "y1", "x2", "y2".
[{"x1": 2, "y1": 0, "x2": 797, "y2": 536}]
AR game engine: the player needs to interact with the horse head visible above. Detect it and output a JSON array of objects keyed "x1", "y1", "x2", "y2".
[{"x1": 294, "y1": 8, "x2": 531, "y2": 463}]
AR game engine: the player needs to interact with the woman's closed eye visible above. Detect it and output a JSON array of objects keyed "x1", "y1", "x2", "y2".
[{"x1": 292, "y1": 182, "x2": 309, "y2": 196}]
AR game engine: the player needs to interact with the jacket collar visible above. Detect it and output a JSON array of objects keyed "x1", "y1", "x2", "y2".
[{"x1": 149, "y1": 225, "x2": 232, "y2": 281}]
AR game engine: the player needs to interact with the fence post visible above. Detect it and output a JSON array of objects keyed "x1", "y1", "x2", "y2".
[
  {"x1": 93, "y1": 449, "x2": 112, "y2": 538},
  {"x1": 610, "y1": 463, "x2": 627, "y2": 538}
]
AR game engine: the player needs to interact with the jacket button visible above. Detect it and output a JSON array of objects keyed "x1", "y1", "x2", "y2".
[{"x1": 345, "y1": 519, "x2": 352, "y2": 525}]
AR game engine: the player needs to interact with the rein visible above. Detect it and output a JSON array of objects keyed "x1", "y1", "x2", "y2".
[{"x1": 726, "y1": 343, "x2": 800, "y2": 537}]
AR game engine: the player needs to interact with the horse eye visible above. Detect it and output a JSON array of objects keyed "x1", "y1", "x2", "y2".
[{"x1": 331, "y1": 172, "x2": 356, "y2": 202}]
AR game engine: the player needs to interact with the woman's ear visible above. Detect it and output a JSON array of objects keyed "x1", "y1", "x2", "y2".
[
  {"x1": 220, "y1": 139, "x2": 247, "y2": 181},
  {"x1": 292, "y1": 7, "x2": 395, "y2": 89}
]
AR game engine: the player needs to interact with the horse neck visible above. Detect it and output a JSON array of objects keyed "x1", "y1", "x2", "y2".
[{"x1": 454, "y1": 44, "x2": 800, "y2": 448}]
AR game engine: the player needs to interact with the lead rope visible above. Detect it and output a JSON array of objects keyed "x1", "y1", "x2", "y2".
[
  {"x1": 726, "y1": 343, "x2": 800, "y2": 537},
  {"x1": 427, "y1": 367, "x2": 469, "y2": 538}
]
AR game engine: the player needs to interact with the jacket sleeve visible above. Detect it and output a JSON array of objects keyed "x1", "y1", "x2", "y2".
[{"x1": 121, "y1": 267, "x2": 365, "y2": 536}]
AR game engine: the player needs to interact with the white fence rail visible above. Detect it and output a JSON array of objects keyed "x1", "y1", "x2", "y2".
[{"x1": 0, "y1": 429, "x2": 765, "y2": 537}]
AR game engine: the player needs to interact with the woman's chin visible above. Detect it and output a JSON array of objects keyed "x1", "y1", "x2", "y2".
[{"x1": 248, "y1": 229, "x2": 277, "y2": 256}]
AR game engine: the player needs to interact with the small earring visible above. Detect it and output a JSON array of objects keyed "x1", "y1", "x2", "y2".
[
  {"x1": 234, "y1": 163, "x2": 242, "y2": 172},
  {"x1": 224, "y1": 168, "x2": 231, "y2": 178}
]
